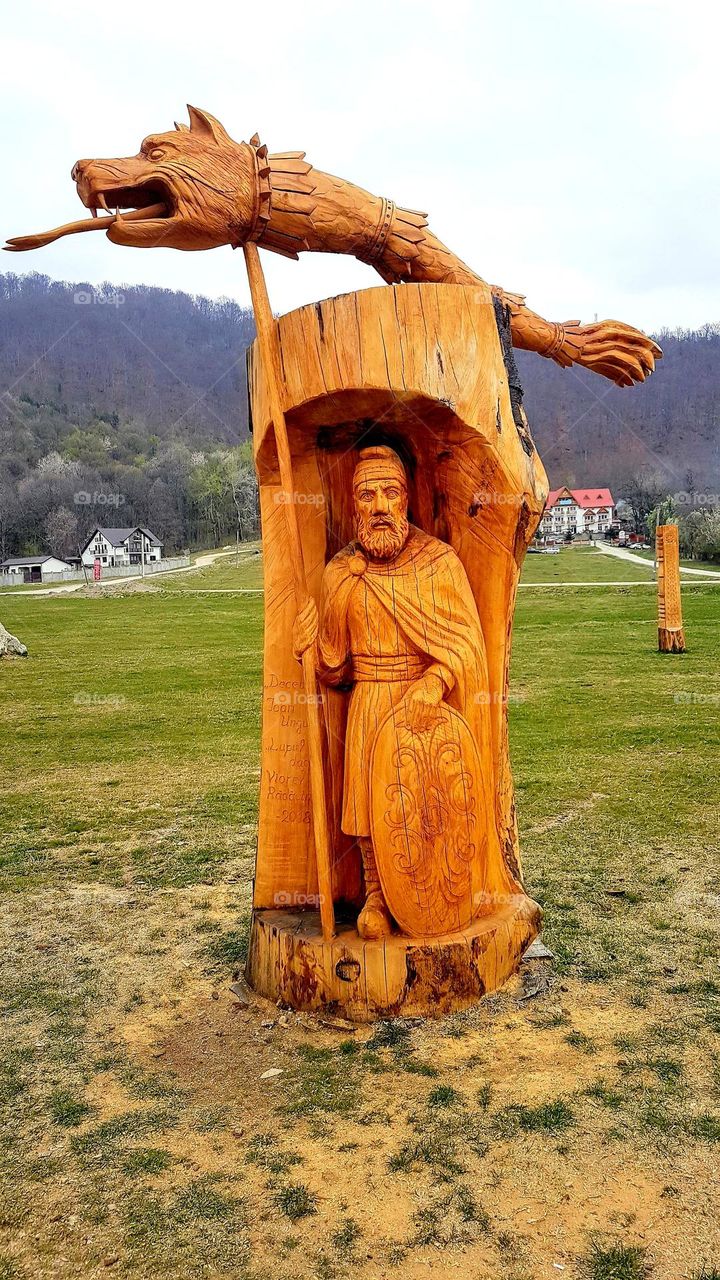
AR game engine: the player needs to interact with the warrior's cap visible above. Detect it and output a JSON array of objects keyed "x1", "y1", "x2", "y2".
[{"x1": 353, "y1": 445, "x2": 407, "y2": 490}]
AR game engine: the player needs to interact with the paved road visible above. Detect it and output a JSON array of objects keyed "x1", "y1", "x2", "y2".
[
  {"x1": 0, "y1": 547, "x2": 245, "y2": 598},
  {"x1": 521, "y1": 579, "x2": 655, "y2": 589},
  {"x1": 593, "y1": 542, "x2": 720, "y2": 578},
  {"x1": 519, "y1": 579, "x2": 720, "y2": 588}
]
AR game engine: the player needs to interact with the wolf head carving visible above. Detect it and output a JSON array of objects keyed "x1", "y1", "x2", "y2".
[{"x1": 71, "y1": 106, "x2": 257, "y2": 250}]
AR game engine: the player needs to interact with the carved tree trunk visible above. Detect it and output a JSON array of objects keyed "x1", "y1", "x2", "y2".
[
  {"x1": 656, "y1": 524, "x2": 686, "y2": 653},
  {"x1": 246, "y1": 282, "x2": 547, "y2": 1018}
]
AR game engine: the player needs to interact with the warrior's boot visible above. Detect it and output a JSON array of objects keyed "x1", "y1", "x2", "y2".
[{"x1": 357, "y1": 839, "x2": 392, "y2": 940}]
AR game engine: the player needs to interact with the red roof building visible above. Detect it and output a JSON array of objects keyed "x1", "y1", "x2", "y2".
[{"x1": 540, "y1": 486, "x2": 615, "y2": 538}]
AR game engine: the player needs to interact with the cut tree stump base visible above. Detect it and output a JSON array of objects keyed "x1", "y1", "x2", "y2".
[
  {"x1": 658, "y1": 627, "x2": 686, "y2": 653},
  {"x1": 246, "y1": 897, "x2": 542, "y2": 1022}
]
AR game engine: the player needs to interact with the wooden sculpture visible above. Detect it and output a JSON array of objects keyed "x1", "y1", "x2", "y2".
[
  {"x1": 4, "y1": 106, "x2": 662, "y2": 1019},
  {"x1": 246, "y1": 281, "x2": 545, "y2": 1017},
  {"x1": 656, "y1": 524, "x2": 686, "y2": 653},
  {"x1": 5, "y1": 106, "x2": 660, "y2": 389}
]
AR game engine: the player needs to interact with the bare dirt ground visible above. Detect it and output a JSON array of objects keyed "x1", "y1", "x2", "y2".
[{"x1": 3, "y1": 861, "x2": 720, "y2": 1280}]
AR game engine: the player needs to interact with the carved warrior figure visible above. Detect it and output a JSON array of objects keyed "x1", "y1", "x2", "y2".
[
  {"x1": 292, "y1": 445, "x2": 517, "y2": 941},
  {"x1": 7, "y1": 106, "x2": 661, "y2": 389}
]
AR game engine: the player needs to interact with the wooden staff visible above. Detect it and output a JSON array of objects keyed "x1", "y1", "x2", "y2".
[{"x1": 243, "y1": 242, "x2": 336, "y2": 941}]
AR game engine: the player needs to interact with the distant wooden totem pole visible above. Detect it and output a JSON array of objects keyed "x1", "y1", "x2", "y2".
[
  {"x1": 5, "y1": 107, "x2": 662, "y2": 1020},
  {"x1": 656, "y1": 524, "x2": 686, "y2": 653}
]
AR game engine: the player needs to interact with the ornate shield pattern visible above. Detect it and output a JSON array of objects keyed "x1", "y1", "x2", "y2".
[{"x1": 369, "y1": 703, "x2": 487, "y2": 937}]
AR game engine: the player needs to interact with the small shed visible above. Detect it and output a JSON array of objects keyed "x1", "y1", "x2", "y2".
[{"x1": 1, "y1": 555, "x2": 73, "y2": 584}]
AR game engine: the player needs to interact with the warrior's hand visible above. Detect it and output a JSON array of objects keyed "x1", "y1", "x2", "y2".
[
  {"x1": 403, "y1": 672, "x2": 444, "y2": 732},
  {"x1": 292, "y1": 597, "x2": 319, "y2": 660},
  {"x1": 549, "y1": 319, "x2": 662, "y2": 388}
]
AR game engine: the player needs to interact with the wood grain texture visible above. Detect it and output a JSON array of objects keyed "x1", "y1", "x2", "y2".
[
  {"x1": 369, "y1": 703, "x2": 488, "y2": 937},
  {"x1": 250, "y1": 282, "x2": 547, "y2": 921},
  {"x1": 656, "y1": 523, "x2": 686, "y2": 653},
  {"x1": 246, "y1": 900, "x2": 541, "y2": 1021},
  {"x1": 243, "y1": 243, "x2": 336, "y2": 941}
]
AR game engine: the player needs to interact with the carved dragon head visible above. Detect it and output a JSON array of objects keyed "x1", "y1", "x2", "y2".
[{"x1": 72, "y1": 106, "x2": 256, "y2": 251}]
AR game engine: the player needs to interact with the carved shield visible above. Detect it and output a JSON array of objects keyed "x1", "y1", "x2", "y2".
[{"x1": 369, "y1": 703, "x2": 487, "y2": 937}]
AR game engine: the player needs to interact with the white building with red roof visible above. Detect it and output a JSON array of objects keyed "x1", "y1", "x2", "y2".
[{"x1": 540, "y1": 486, "x2": 615, "y2": 539}]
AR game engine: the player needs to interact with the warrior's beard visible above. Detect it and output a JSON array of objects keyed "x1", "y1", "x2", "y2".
[{"x1": 356, "y1": 511, "x2": 409, "y2": 560}]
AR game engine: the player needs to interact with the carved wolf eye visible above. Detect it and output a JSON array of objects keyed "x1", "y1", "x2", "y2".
[{"x1": 149, "y1": 148, "x2": 165, "y2": 162}]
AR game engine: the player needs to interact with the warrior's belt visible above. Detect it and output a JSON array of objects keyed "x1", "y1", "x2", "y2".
[{"x1": 352, "y1": 654, "x2": 428, "y2": 682}]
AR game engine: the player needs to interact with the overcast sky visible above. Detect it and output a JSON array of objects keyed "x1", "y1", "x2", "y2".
[{"x1": 3, "y1": 0, "x2": 718, "y2": 332}]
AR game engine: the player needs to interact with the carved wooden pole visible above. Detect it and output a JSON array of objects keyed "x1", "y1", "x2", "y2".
[
  {"x1": 656, "y1": 523, "x2": 686, "y2": 653},
  {"x1": 243, "y1": 242, "x2": 336, "y2": 940}
]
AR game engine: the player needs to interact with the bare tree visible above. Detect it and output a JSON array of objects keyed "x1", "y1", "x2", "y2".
[{"x1": 44, "y1": 505, "x2": 79, "y2": 559}]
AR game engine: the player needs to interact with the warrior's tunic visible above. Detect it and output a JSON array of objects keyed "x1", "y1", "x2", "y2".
[{"x1": 315, "y1": 526, "x2": 490, "y2": 838}]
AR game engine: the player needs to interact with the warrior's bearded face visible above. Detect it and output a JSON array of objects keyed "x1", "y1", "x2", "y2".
[{"x1": 354, "y1": 472, "x2": 410, "y2": 561}]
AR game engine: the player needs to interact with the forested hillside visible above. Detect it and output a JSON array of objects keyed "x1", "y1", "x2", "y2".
[
  {"x1": 1, "y1": 271, "x2": 718, "y2": 558},
  {"x1": 0, "y1": 274, "x2": 256, "y2": 557}
]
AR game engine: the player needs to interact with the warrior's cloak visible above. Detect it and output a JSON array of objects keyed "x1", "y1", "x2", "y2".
[{"x1": 316, "y1": 526, "x2": 518, "y2": 906}]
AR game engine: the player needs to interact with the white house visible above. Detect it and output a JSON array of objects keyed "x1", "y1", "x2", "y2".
[
  {"x1": 539, "y1": 487, "x2": 615, "y2": 540},
  {"x1": 1, "y1": 554, "x2": 73, "y2": 584},
  {"x1": 80, "y1": 527, "x2": 164, "y2": 569}
]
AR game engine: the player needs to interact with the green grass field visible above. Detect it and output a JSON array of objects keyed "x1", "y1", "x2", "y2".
[
  {"x1": 521, "y1": 544, "x2": 656, "y2": 583},
  {"x1": 159, "y1": 548, "x2": 265, "y2": 592},
  {"x1": 1, "y1": 547, "x2": 719, "y2": 1279},
  {"x1": 630, "y1": 547, "x2": 720, "y2": 573}
]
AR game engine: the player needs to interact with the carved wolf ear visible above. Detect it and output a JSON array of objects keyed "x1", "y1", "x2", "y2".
[
  {"x1": 186, "y1": 105, "x2": 231, "y2": 145},
  {"x1": 175, "y1": 121, "x2": 189, "y2": 132}
]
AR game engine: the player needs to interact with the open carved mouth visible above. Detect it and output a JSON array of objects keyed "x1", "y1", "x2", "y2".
[
  {"x1": 84, "y1": 178, "x2": 174, "y2": 220},
  {"x1": 4, "y1": 175, "x2": 175, "y2": 253}
]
